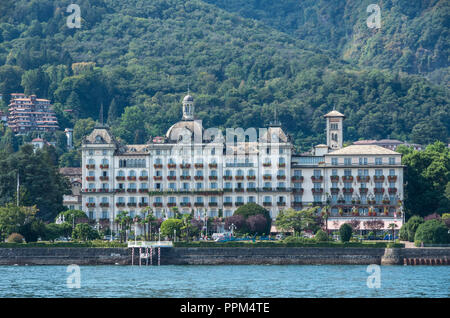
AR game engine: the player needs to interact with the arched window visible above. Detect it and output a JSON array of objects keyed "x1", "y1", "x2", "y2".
[
  {"x1": 129, "y1": 170, "x2": 136, "y2": 177},
  {"x1": 118, "y1": 170, "x2": 125, "y2": 177}
]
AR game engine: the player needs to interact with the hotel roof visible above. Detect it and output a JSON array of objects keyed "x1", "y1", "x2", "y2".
[
  {"x1": 324, "y1": 110, "x2": 345, "y2": 118},
  {"x1": 326, "y1": 145, "x2": 401, "y2": 155}
]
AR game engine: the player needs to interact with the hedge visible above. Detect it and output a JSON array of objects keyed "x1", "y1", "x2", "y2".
[
  {"x1": 173, "y1": 241, "x2": 404, "y2": 248},
  {"x1": 0, "y1": 241, "x2": 127, "y2": 248}
]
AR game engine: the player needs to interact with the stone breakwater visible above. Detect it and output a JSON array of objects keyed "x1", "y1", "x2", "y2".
[{"x1": 0, "y1": 247, "x2": 448, "y2": 266}]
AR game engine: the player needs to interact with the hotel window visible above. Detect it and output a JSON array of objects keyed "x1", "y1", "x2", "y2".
[
  {"x1": 313, "y1": 170, "x2": 321, "y2": 178},
  {"x1": 102, "y1": 211, "x2": 108, "y2": 219},
  {"x1": 331, "y1": 195, "x2": 337, "y2": 204},
  {"x1": 182, "y1": 183, "x2": 189, "y2": 190},
  {"x1": 182, "y1": 197, "x2": 189, "y2": 204},
  {"x1": 331, "y1": 182, "x2": 338, "y2": 188},
  {"x1": 344, "y1": 158, "x2": 351, "y2": 165},
  {"x1": 294, "y1": 195, "x2": 302, "y2": 202},
  {"x1": 237, "y1": 169, "x2": 244, "y2": 176},
  {"x1": 375, "y1": 158, "x2": 383, "y2": 165},
  {"x1": 344, "y1": 169, "x2": 352, "y2": 176},
  {"x1": 359, "y1": 157, "x2": 368, "y2": 165},
  {"x1": 169, "y1": 170, "x2": 176, "y2": 177},
  {"x1": 196, "y1": 197, "x2": 203, "y2": 204},
  {"x1": 225, "y1": 170, "x2": 232, "y2": 177},
  {"x1": 118, "y1": 170, "x2": 125, "y2": 177},
  {"x1": 248, "y1": 182, "x2": 256, "y2": 189},
  {"x1": 332, "y1": 169, "x2": 338, "y2": 176},
  {"x1": 88, "y1": 170, "x2": 95, "y2": 176},
  {"x1": 313, "y1": 195, "x2": 321, "y2": 203},
  {"x1": 140, "y1": 170, "x2": 148, "y2": 177},
  {"x1": 331, "y1": 158, "x2": 338, "y2": 166},
  {"x1": 277, "y1": 182, "x2": 285, "y2": 188},
  {"x1": 294, "y1": 170, "x2": 302, "y2": 176},
  {"x1": 210, "y1": 196, "x2": 217, "y2": 203},
  {"x1": 248, "y1": 196, "x2": 255, "y2": 203},
  {"x1": 375, "y1": 194, "x2": 383, "y2": 204},
  {"x1": 389, "y1": 169, "x2": 395, "y2": 176},
  {"x1": 225, "y1": 182, "x2": 232, "y2": 189},
  {"x1": 263, "y1": 196, "x2": 271, "y2": 203},
  {"x1": 169, "y1": 197, "x2": 176, "y2": 204},
  {"x1": 236, "y1": 197, "x2": 243, "y2": 203},
  {"x1": 88, "y1": 158, "x2": 95, "y2": 165},
  {"x1": 118, "y1": 197, "x2": 125, "y2": 203},
  {"x1": 375, "y1": 169, "x2": 383, "y2": 176},
  {"x1": 344, "y1": 195, "x2": 352, "y2": 204},
  {"x1": 389, "y1": 157, "x2": 395, "y2": 165},
  {"x1": 129, "y1": 170, "x2": 136, "y2": 177},
  {"x1": 101, "y1": 158, "x2": 109, "y2": 165},
  {"x1": 314, "y1": 183, "x2": 322, "y2": 190},
  {"x1": 169, "y1": 183, "x2": 176, "y2": 190},
  {"x1": 89, "y1": 211, "x2": 94, "y2": 219},
  {"x1": 264, "y1": 182, "x2": 272, "y2": 189},
  {"x1": 196, "y1": 170, "x2": 203, "y2": 177},
  {"x1": 210, "y1": 182, "x2": 218, "y2": 189},
  {"x1": 225, "y1": 196, "x2": 232, "y2": 203},
  {"x1": 196, "y1": 183, "x2": 203, "y2": 190}
]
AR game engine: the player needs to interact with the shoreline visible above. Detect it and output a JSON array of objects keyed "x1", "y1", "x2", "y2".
[{"x1": 0, "y1": 247, "x2": 448, "y2": 266}]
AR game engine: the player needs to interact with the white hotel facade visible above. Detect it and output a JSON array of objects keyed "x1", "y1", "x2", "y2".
[{"x1": 81, "y1": 95, "x2": 404, "y2": 232}]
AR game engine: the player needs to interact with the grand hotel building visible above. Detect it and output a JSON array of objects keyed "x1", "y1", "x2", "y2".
[{"x1": 81, "y1": 95, "x2": 404, "y2": 232}]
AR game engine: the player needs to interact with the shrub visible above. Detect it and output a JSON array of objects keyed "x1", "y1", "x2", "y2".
[
  {"x1": 339, "y1": 223, "x2": 352, "y2": 242},
  {"x1": 233, "y1": 203, "x2": 271, "y2": 234},
  {"x1": 7, "y1": 233, "x2": 25, "y2": 243},
  {"x1": 72, "y1": 223, "x2": 100, "y2": 241},
  {"x1": 414, "y1": 220, "x2": 450, "y2": 246},
  {"x1": 160, "y1": 218, "x2": 183, "y2": 239},
  {"x1": 400, "y1": 215, "x2": 424, "y2": 242},
  {"x1": 314, "y1": 229, "x2": 329, "y2": 242}
]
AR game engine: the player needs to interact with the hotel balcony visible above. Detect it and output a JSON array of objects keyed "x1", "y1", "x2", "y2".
[
  {"x1": 276, "y1": 187, "x2": 287, "y2": 192},
  {"x1": 167, "y1": 164, "x2": 177, "y2": 169},
  {"x1": 263, "y1": 175, "x2": 272, "y2": 180},
  {"x1": 291, "y1": 176, "x2": 304, "y2": 182},
  {"x1": 99, "y1": 203, "x2": 109, "y2": 207},
  {"x1": 180, "y1": 202, "x2": 191, "y2": 207},
  {"x1": 223, "y1": 176, "x2": 232, "y2": 180},
  {"x1": 180, "y1": 176, "x2": 191, "y2": 180},
  {"x1": 153, "y1": 164, "x2": 163, "y2": 169},
  {"x1": 235, "y1": 176, "x2": 244, "y2": 181},
  {"x1": 194, "y1": 176, "x2": 204, "y2": 180},
  {"x1": 342, "y1": 188, "x2": 354, "y2": 194},
  {"x1": 194, "y1": 202, "x2": 204, "y2": 207},
  {"x1": 342, "y1": 176, "x2": 353, "y2": 182},
  {"x1": 152, "y1": 202, "x2": 162, "y2": 207},
  {"x1": 194, "y1": 163, "x2": 204, "y2": 169},
  {"x1": 85, "y1": 164, "x2": 95, "y2": 169},
  {"x1": 153, "y1": 176, "x2": 163, "y2": 181},
  {"x1": 127, "y1": 202, "x2": 137, "y2": 207},
  {"x1": 180, "y1": 164, "x2": 191, "y2": 169},
  {"x1": 138, "y1": 189, "x2": 149, "y2": 193},
  {"x1": 208, "y1": 163, "x2": 218, "y2": 168},
  {"x1": 99, "y1": 164, "x2": 109, "y2": 169},
  {"x1": 373, "y1": 175, "x2": 385, "y2": 182},
  {"x1": 263, "y1": 202, "x2": 272, "y2": 207},
  {"x1": 312, "y1": 188, "x2": 323, "y2": 194},
  {"x1": 330, "y1": 175, "x2": 339, "y2": 182},
  {"x1": 388, "y1": 175, "x2": 397, "y2": 182},
  {"x1": 278, "y1": 163, "x2": 286, "y2": 168},
  {"x1": 235, "y1": 202, "x2": 244, "y2": 207},
  {"x1": 359, "y1": 188, "x2": 369, "y2": 194},
  {"x1": 247, "y1": 175, "x2": 256, "y2": 180},
  {"x1": 138, "y1": 202, "x2": 149, "y2": 207},
  {"x1": 224, "y1": 188, "x2": 233, "y2": 192},
  {"x1": 209, "y1": 176, "x2": 218, "y2": 180},
  {"x1": 291, "y1": 202, "x2": 302, "y2": 208},
  {"x1": 356, "y1": 176, "x2": 370, "y2": 182},
  {"x1": 127, "y1": 189, "x2": 137, "y2": 193},
  {"x1": 139, "y1": 176, "x2": 148, "y2": 181},
  {"x1": 277, "y1": 202, "x2": 286, "y2": 207},
  {"x1": 224, "y1": 202, "x2": 233, "y2": 207},
  {"x1": 167, "y1": 176, "x2": 176, "y2": 181},
  {"x1": 99, "y1": 176, "x2": 109, "y2": 181},
  {"x1": 127, "y1": 176, "x2": 137, "y2": 181},
  {"x1": 86, "y1": 203, "x2": 95, "y2": 207},
  {"x1": 209, "y1": 202, "x2": 218, "y2": 207},
  {"x1": 388, "y1": 187, "x2": 397, "y2": 194},
  {"x1": 86, "y1": 176, "x2": 95, "y2": 181},
  {"x1": 292, "y1": 188, "x2": 304, "y2": 194},
  {"x1": 116, "y1": 202, "x2": 126, "y2": 207},
  {"x1": 262, "y1": 163, "x2": 271, "y2": 167},
  {"x1": 96, "y1": 188, "x2": 111, "y2": 193},
  {"x1": 247, "y1": 187, "x2": 257, "y2": 192},
  {"x1": 311, "y1": 176, "x2": 323, "y2": 182},
  {"x1": 330, "y1": 187, "x2": 339, "y2": 194},
  {"x1": 167, "y1": 203, "x2": 176, "y2": 207},
  {"x1": 374, "y1": 188, "x2": 385, "y2": 194},
  {"x1": 116, "y1": 176, "x2": 125, "y2": 181},
  {"x1": 234, "y1": 188, "x2": 244, "y2": 193},
  {"x1": 277, "y1": 175, "x2": 286, "y2": 180}
]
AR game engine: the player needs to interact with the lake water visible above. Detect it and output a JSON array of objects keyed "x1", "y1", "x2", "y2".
[{"x1": 0, "y1": 265, "x2": 448, "y2": 298}]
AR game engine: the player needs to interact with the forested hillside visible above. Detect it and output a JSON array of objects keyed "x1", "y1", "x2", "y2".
[
  {"x1": 206, "y1": 0, "x2": 450, "y2": 86},
  {"x1": 0, "y1": 0, "x2": 448, "y2": 152}
]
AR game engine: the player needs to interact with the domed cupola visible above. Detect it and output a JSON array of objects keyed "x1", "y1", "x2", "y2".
[{"x1": 182, "y1": 94, "x2": 194, "y2": 120}]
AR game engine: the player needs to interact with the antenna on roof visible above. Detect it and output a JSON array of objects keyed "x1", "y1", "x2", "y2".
[{"x1": 99, "y1": 102, "x2": 104, "y2": 126}]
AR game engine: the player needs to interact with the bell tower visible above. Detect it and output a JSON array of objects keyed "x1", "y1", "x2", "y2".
[
  {"x1": 182, "y1": 94, "x2": 194, "y2": 120},
  {"x1": 324, "y1": 109, "x2": 345, "y2": 150}
]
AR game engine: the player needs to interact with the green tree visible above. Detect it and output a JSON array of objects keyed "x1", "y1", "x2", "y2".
[
  {"x1": 339, "y1": 223, "x2": 352, "y2": 242},
  {"x1": 233, "y1": 203, "x2": 272, "y2": 234},
  {"x1": 73, "y1": 118, "x2": 96, "y2": 148},
  {"x1": 0, "y1": 204, "x2": 38, "y2": 241},
  {"x1": 414, "y1": 219, "x2": 450, "y2": 246},
  {"x1": 275, "y1": 207, "x2": 318, "y2": 236},
  {"x1": 72, "y1": 223, "x2": 100, "y2": 241},
  {"x1": 399, "y1": 215, "x2": 424, "y2": 242},
  {"x1": 160, "y1": 218, "x2": 183, "y2": 240}
]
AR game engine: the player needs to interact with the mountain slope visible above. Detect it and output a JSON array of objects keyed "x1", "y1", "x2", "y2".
[{"x1": 0, "y1": 0, "x2": 448, "y2": 150}]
